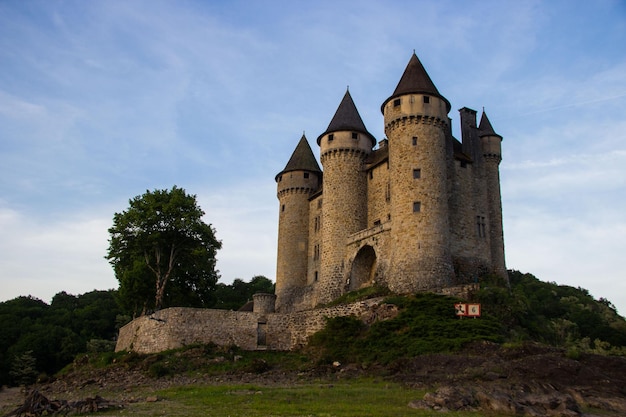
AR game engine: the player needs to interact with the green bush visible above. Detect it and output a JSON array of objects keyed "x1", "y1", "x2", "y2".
[{"x1": 309, "y1": 293, "x2": 504, "y2": 365}]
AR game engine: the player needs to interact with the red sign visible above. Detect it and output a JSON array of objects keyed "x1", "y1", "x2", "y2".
[
  {"x1": 454, "y1": 303, "x2": 467, "y2": 316},
  {"x1": 467, "y1": 303, "x2": 481, "y2": 317},
  {"x1": 455, "y1": 303, "x2": 481, "y2": 317}
]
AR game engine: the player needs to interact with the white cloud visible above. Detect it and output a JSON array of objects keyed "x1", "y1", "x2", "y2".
[{"x1": 0, "y1": 206, "x2": 117, "y2": 303}]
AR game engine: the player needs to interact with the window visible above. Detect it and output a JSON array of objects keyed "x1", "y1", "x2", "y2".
[
  {"x1": 373, "y1": 219, "x2": 381, "y2": 226},
  {"x1": 328, "y1": 134, "x2": 334, "y2": 142},
  {"x1": 413, "y1": 168, "x2": 421, "y2": 179},
  {"x1": 281, "y1": 204, "x2": 285, "y2": 212},
  {"x1": 314, "y1": 271, "x2": 318, "y2": 282},
  {"x1": 352, "y1": 132, "x2": 358, "y2": 140},
  {"x1": 476, "y1": 216, "x2": 486, "y2": 238},
  {"x1": 317, "y1": 199, "x2": 322, "y2": 208},
  {"x1": 313, "y1": 244, "x2": 320, "y2": 261},
  {"x1": 423, "y1": 96, "x2": 430, "y2": 104},
  {"x1": 412, "y1": 136, "x2": 418, "y2": 146},
  {"x1": 413, "y1": 201, "x2": 421, "y2": 212},
  {"x1": 385, "y1": 183, "x2": 391, "y2": 202},
  {"x1": 304, "y1": 172, "x2": 309, "y2": 179},
  {"x1": 393, "y1": 98, "x2": 401, "y2": 107},
  {"x1": 314, "y1": 216, "x2": 320, "y2": 232}
]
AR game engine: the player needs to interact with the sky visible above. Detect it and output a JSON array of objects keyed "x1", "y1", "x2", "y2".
[{"x1": 1, "y1": 0, "x2": 625, "y2": 314}]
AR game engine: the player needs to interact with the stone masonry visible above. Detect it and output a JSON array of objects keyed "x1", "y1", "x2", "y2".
[
  {"x1": 115, "y1": 53, "x2": 507, "y2": 354},
  {"x1": 275, "y1": 52, "x2": 507, "y2": 312}
]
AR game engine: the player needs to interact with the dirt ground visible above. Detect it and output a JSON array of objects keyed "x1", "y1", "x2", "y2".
[{"x1": 2, "y1": 342, "x2": 626, "y2": 416}]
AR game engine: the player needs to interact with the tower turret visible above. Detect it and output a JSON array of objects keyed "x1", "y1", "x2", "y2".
[
  {"x1": 479, "y1": 111, "x2": 507, "y2": 279},
  {"x1": 316, "y1": 89, "x2": 375, "y2": 304},
  {"x1": 381, "y1": 53, "x2": 454, "y2": 292},
  {"x1": 275, "y1": 135, "x2": 321, "y2": 311}
]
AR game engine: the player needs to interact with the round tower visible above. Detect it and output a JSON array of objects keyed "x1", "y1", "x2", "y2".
[
  {"x1": 316, "y1": 90, "x2": 376, "y2": 304},
  {"x1": 479, "y1": 111, "x2": 508, "y2": 280},
  {"x1": 381, "y1": 53, "x2": 454, "y2": 292},
  {"x1": 275, "y1": 135, "x2": 321, "y2": 311}
]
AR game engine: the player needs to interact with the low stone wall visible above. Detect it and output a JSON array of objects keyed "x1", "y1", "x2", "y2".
[
  {"x1": 116, "y1": 308, "x2": 258, "y2": 353},
  {"x1": 115, "y1": 298, "x2": 387, "y2": 354}
]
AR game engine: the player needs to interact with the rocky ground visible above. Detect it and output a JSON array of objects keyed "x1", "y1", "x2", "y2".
[{"x1": 2, "y1": 342, "x2": 626, "y2": 416}]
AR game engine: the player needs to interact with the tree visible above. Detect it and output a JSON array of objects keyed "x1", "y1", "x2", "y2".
[
  {"x1": 213, "y1": 275, "x2": 275, "y2": 310},
  {"x1": 106, "y1": 186, "x2": 222, "y2": 314}
]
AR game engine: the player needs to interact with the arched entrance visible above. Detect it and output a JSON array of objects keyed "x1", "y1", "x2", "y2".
[{"x1": 349, "y1": 245, "x2": 377, "y2": 291}]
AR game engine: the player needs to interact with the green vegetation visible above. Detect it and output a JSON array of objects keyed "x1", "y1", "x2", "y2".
[
  {"x1": 0, "y1": 276, "x2": 275, "y2": 386},
  {"x1": 477, "y1": 270, "x2": 626, "y2": 354},
  {"x1": 213, "y1": 275, "x2": 275, "y2": 310},
  {"x1": 2, "y1": 270, "x2": 625, "y2": 388},
  {"x1": 0, "y1": 291, "x2": 122, "y2": 386},
  {"x1": 146, "y1": 381, "x2": 486, "y2": 417},
  {"x1": 106, "y1": 186, "x2": 222, "y2": 314},
  {"x1": 308, "y1": 271, "x2": 626, "y2": 367},
  {"x1": 309, "y1": 292, "x2": 504, "y2": 365}
]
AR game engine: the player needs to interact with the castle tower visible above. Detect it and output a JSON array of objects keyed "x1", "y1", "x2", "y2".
[
  {"x1": 275, "y1": 135, "x2": 321, "y2": 310},
  {"x1": 381, "y1": 53, "x2": 455, "y2": 292},
  {"x1": 316, "y1": 90, "x2": 376, "y2": 304},
  {"x1": 478, "y1": 111, "x2": 508, "y2": 279}
]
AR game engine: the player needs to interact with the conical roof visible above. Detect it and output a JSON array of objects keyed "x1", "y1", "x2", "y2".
[
  {"x1": 275, "y1": 134, "x2": 321, "y2": 181},
  {"x1": 478, "y1": 110, "x2": 502, "y2": 139},
  {"x1": 317, "y1": 89, "x2": 376, "y2": 147},
  {"x1": 381, "y1": 52, "x2": 451, "y2": 112}
]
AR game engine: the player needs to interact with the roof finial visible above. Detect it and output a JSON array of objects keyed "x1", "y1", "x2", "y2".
[{"x1": 347, "y1": 85, "x2": 349, "y2": 92}]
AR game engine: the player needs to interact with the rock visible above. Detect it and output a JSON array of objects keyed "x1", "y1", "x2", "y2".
[
  {"x1": 146, "y1": 396, "x2": 158, "y2": 402},
  {"x1": 413, "y1": 384, "x2": 583, "y2": 416}
]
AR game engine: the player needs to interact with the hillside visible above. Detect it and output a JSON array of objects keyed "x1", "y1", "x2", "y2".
[{"x1": 2, "y1": 270, "x2": 626, "y2": 415}]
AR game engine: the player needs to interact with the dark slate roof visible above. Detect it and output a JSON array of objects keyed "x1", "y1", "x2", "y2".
[
  {"x1": 478, "y1": 111, "x2": 502, "y2": 139},
  {"x1": 381, "y1": 52, "x2": 451, "y2": 113},
  {"x1": 317, "y1": 89, "x2": 376, "y2": 147},
  {"x1": 275, "y1": 134, "x2": 321, "y2": 181}
]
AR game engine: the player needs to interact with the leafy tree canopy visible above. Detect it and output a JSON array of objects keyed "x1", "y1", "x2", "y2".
[
  {"x1": 213, "y1": 275, "x2": 275, "y2": 310},
  {"x1": 106, "y1": 186, "x2": 222, "y2": 315},
  {"x1": 0, "y1": 290, "x2": 122, "y2": 386}
]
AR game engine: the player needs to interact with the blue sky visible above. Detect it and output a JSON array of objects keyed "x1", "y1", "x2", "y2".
[{"x1": 1, "y1": 1, "x2": 625, "y2": 314}]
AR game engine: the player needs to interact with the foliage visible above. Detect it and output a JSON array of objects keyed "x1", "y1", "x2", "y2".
[
  {"x1": 9, "y1": 350, "x2": 38, "y2": 386},
  {"x1": 0, "y1": 291, "x2": 122, "y2": 386},
  {"x1": 106, "y1": 186, "x2": 222, "y2": 314},
  {"x1": 212, "y1": 276, "x2": 274, "y2": 310},
  {"x1": 149, "y1": 380, "x2": 453, "y2": 417},
  {"x1": 476, "y1": 270, "x2": 626, "y2": 352},
  {"x1": 309, "y1": 293, "x2": 504, "y2": 365}
]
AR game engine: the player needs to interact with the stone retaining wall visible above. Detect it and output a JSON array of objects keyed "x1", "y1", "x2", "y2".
[{"x1": 115, "y1": 298, "x2": 386, "y2": 354}]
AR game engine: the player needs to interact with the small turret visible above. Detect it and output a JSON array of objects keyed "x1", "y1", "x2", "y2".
[
  {"x1": 479, "y1": 110, "x2": 503, "y2": 163},
  {"x1": 478, "y1": 110, "x2": 507, "y2": 280}
]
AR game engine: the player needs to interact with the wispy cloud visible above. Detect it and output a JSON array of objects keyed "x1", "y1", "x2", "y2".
[{"x1": 1, "y1": 0, "x2": 625, "y2": 314}]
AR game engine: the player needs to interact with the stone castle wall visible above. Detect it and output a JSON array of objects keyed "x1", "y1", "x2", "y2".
[{"x1": 116, "y1": 298, "x2": 388, "y2": 354}]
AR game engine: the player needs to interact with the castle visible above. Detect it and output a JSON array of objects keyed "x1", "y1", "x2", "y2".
[
  {"x1": 275, "y1": 53, "x2": 507, "y2": 312},
  {"x1": 116, "y1": 53, "x2": 508, "y2": 353}
]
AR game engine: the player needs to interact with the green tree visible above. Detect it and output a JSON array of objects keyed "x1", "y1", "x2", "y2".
[
  {"x1": 106, "y1": 186, "x2": 222, "y2": 314},
  {"x1": 9, "y1": 350, "x2": 38, "y2": 386},
  {"x1": 213, "y1": 276, "x2": 275, "y2": 310}
]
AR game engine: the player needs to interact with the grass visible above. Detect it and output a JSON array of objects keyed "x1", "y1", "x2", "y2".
[{"x1": 118, "y1": 378, "x2": 501, "y2": 417}]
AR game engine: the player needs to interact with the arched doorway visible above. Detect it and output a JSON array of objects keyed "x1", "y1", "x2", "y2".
[{"x1": 349, "y1": 245, "x2": 377, "y2": 291}]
